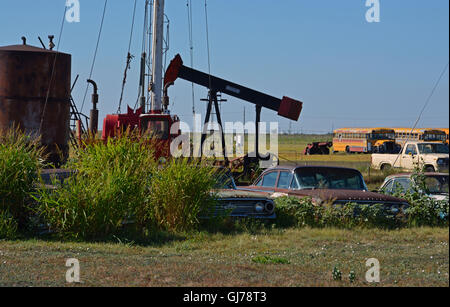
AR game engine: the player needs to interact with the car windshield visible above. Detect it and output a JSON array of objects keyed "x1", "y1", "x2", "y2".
[
  {"x1": 424, "y1": 175, "x2": 449, "y2": 195},
  {"x1": 215, "y1": 171, "x2": 236, "y2": 189},
  {"x1": 294, "y1": 168, "x2": 367, "y2": 190},
  {"x1": 417, "y1": 143, "x2": 449, "y2": 154}
]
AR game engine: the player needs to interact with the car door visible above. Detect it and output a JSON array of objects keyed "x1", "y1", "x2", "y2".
[{"x1": 402, "y1": 144, "x2": 419, "y2": 169}]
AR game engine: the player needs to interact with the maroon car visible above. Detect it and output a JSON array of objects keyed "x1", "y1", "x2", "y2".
[{"x1": 239, "y1": 166, "x2": 408, "y2": 211}]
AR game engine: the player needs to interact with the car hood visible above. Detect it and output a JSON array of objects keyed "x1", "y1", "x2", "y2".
[
  {"x1": 213, "y1": 189, "x2": 274, "y2": 199},
  {"x1": 288, "y1": 189, "x2": 406, "y2": 203},
  {"x1": 429, "y1": 194, "x2": 449, "y2": 201},
  {"x1": 425, "y1": 154, "x2": 449, "y2": 159}
]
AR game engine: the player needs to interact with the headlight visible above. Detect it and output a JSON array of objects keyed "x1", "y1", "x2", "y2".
[
  {"x1": 390, "y1": 204, "x2": 400, "y2": 214},
  {"x1": 254, "y1": 202, "x2": 265, "y2": 213},
  {"x1": 264, "y1": 201, "x2": 275, "y2": 214},
  {"x1": 437, "y1": 158, "x2": 446, "y2": 165}
]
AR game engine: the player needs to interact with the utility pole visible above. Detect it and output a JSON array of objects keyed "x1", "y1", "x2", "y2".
[{"x1": 150, "y1": 0, "x2": 165, "y2": 113}]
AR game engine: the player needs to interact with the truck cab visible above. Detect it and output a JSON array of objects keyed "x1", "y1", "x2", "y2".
[{"x1": 372, "y1": 142, "x2": 449, "y2": 172}]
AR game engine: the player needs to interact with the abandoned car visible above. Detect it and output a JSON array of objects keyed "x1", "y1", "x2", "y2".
[{"x1": 239, "y1": 166, "x2": 409, "y2": 213}]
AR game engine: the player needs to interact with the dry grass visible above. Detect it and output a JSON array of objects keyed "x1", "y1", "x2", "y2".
[{"x1": 0, "y1": 227, "x2": 447, "y2": 287}]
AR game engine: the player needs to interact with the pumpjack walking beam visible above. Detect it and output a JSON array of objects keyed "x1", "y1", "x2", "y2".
[
  {"x1": 165, "y1": 55, "x2": 303, "y2": 121},
  {"x1": 164, "y1": 54, "x2": 303, "y2": 160}
]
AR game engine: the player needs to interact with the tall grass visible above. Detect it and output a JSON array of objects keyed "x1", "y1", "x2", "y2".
[
  {"x1": 0, "y1": 127, "x2": 43, "y2": 225},
  {"x1": 145, "y1": 159, "x2": 218, "y2": 232},
  {"x1": 0, "y1": 210, "x2": 18, "y2": 239},
  {"x1": 34, "y1": 134, "x2": 157, "y2": 239},
  {"x1": 33, "y1": 134, "x2": 220, "y2": 239}
]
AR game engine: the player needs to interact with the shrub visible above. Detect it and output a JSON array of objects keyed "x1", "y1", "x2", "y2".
[
  {"x1": 0, "y1": 210, "x2": 18, "y2": 240},
  {"x1": 33, "y1": 135, "x2": 157, "y2": 239},
  {"x1": 0, "y1": 127, "x2": 43, "y2": 225},
  {"x1": 388, "y1": 168, "x2": 449, "y2": 227},
  {"x1": 252, "y1": 255, "x2": 290, "y2": 265},
  {"x1": 400, "y1": 193, "x2": 448, "y2": 227},
  {"x1": 274, "y1": 197, "x2": 403, "y2": 229},
  {"x1": 274, "y1": 196, "x2": 316, "y2": 227},
  {"x1": 145, "y1": 159, "x2": 218, "y2": 232}
]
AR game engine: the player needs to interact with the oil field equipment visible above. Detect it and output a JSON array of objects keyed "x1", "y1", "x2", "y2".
[{"x1": 0, "y1": 40, "x2": 71, "y2": 165}]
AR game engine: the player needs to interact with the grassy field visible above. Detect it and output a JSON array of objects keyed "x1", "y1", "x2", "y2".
[
  {"x1": 0, "y1": 227, "x2": 448, "y2": 287},
  {"x1": 277, "y1": 134, "x2": 371, "y2": 164},
  {"x1": 3, "y1": 133, "x2": 447, "y2": 287}
]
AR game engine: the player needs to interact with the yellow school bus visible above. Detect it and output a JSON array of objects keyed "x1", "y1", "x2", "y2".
[
  {"x1": 333, "y1": 128, "x2": 397, "y2": 153},
  {"x1": 393, "y1": 128, "x2": 447, "y2": 145},
  {"x1": 435, "y1": 128, "x2": 449, "y2": 144}
]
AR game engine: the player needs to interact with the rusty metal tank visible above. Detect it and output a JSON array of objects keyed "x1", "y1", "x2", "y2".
[{"x1": 0, "y1": 43, "x2": 71, "y2": 165}]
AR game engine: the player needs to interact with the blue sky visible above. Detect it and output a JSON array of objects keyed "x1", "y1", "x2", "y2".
[{"x1": 0, "y1": 0, "x2": 448, "y2": 133}]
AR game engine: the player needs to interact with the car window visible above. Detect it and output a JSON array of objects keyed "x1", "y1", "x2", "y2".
[
  {"x1": 424, "y1": 176, "x2": 449, "y2": 194},
  {"x1": 291, "y1": 176, "x2": 300, "y2": 190},
  {"x1": 418, "y1": 143, "x2": 449, "y2": 154},
  {"x1": 393, "y1": 178, "x2": 412, "y2": 193},
  {"x1": 215, "y1": 171, "x2": 236, "y2": 189},
  {"x1": 261, "y1": 172, "x2": 279, "y2": 188},
  {"x1": 295, "y1": 167, "x2": 366, "y2": 190},
  {"x1": 405, "y1": 145, "x2": 417, "y2": 155},
  {"x1": 383, "y1": 179, "x2": 394, "y2": 193},
  {"x1": 277, "y1": 171, "x2": 291, "y2": 189}
]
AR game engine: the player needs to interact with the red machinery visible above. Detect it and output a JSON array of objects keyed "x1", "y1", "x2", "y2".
[
  {"x1": 102, "y1": 106, "x2": 180, "y2": 159},
  {"x1": 101, "y1": 0, "x2": 181, "y2": 160},
  {"x1": 101, "y1": 1, "x2": 303, "y2": 166},
  {"x1": 303, "y1": 142, "x2": 333, "y2": 155}
]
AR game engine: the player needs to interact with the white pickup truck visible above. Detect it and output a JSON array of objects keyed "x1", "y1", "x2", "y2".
[{"x1": 372, "y1": 142, "x2": 449, "y2": 172}]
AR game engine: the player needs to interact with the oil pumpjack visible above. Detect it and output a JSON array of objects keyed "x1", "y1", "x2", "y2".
[{"x1": 101, "y1": 0, "x2": 303, "y2": 168}]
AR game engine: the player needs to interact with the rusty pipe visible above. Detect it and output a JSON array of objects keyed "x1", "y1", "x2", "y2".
[{"x1": 87, "y1": 79, "x2": 99, "y2": 135}]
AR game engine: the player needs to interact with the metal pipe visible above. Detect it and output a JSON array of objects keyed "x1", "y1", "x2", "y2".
[
  {"x1": 150, "y1": 0, "x2": 165, "y2": 112},
  {"x1": 87, "y1": 79, "x2": 99, "y2": 135}
]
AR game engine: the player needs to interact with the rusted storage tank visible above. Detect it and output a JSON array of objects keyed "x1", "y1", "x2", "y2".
[{"x1": 0, "y1": 43, "x2": 71, "y2": 165}]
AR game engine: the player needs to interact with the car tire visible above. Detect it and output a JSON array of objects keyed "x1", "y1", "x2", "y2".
[
  {"x1": 424, "y1": 166, "x2": 435, "y2": 172},
  {"x1": 381, "y1": 164, "x2": 391, "y2": 171}
]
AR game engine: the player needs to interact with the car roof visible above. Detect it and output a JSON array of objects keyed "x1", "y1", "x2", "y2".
[
  {"x1": 384, "y1": 173, "x2": 449, "y2": 180},
  {"x1": 264, "y1": 165, "x2": 362, "y2": 172}
]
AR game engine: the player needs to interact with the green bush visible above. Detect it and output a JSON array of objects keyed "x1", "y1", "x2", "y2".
[
  {"x1": 0, "y1": 210, "x2": 18, "y2": 240},
  {"x1": 252, "y1": 255, "x2": 290, "y2": 265},
  {"x1": 274, "y1": 197, "x2": 404, "y2": 229},
  {"x1": 388, "y1": 169, "x2": 449, "y2": 227},
  {"x1": 0, "y1": 127, "x2": 43, "y2": 224},
  {"x1": 33, "y1": 135, "x2": 157, "y2": 239},
  {"x1": 275, "y1": 196, "x2": 316, "y2": 227},
  {"x1": 145, "y1": 159, "x2": 218, "y2": 232}
]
